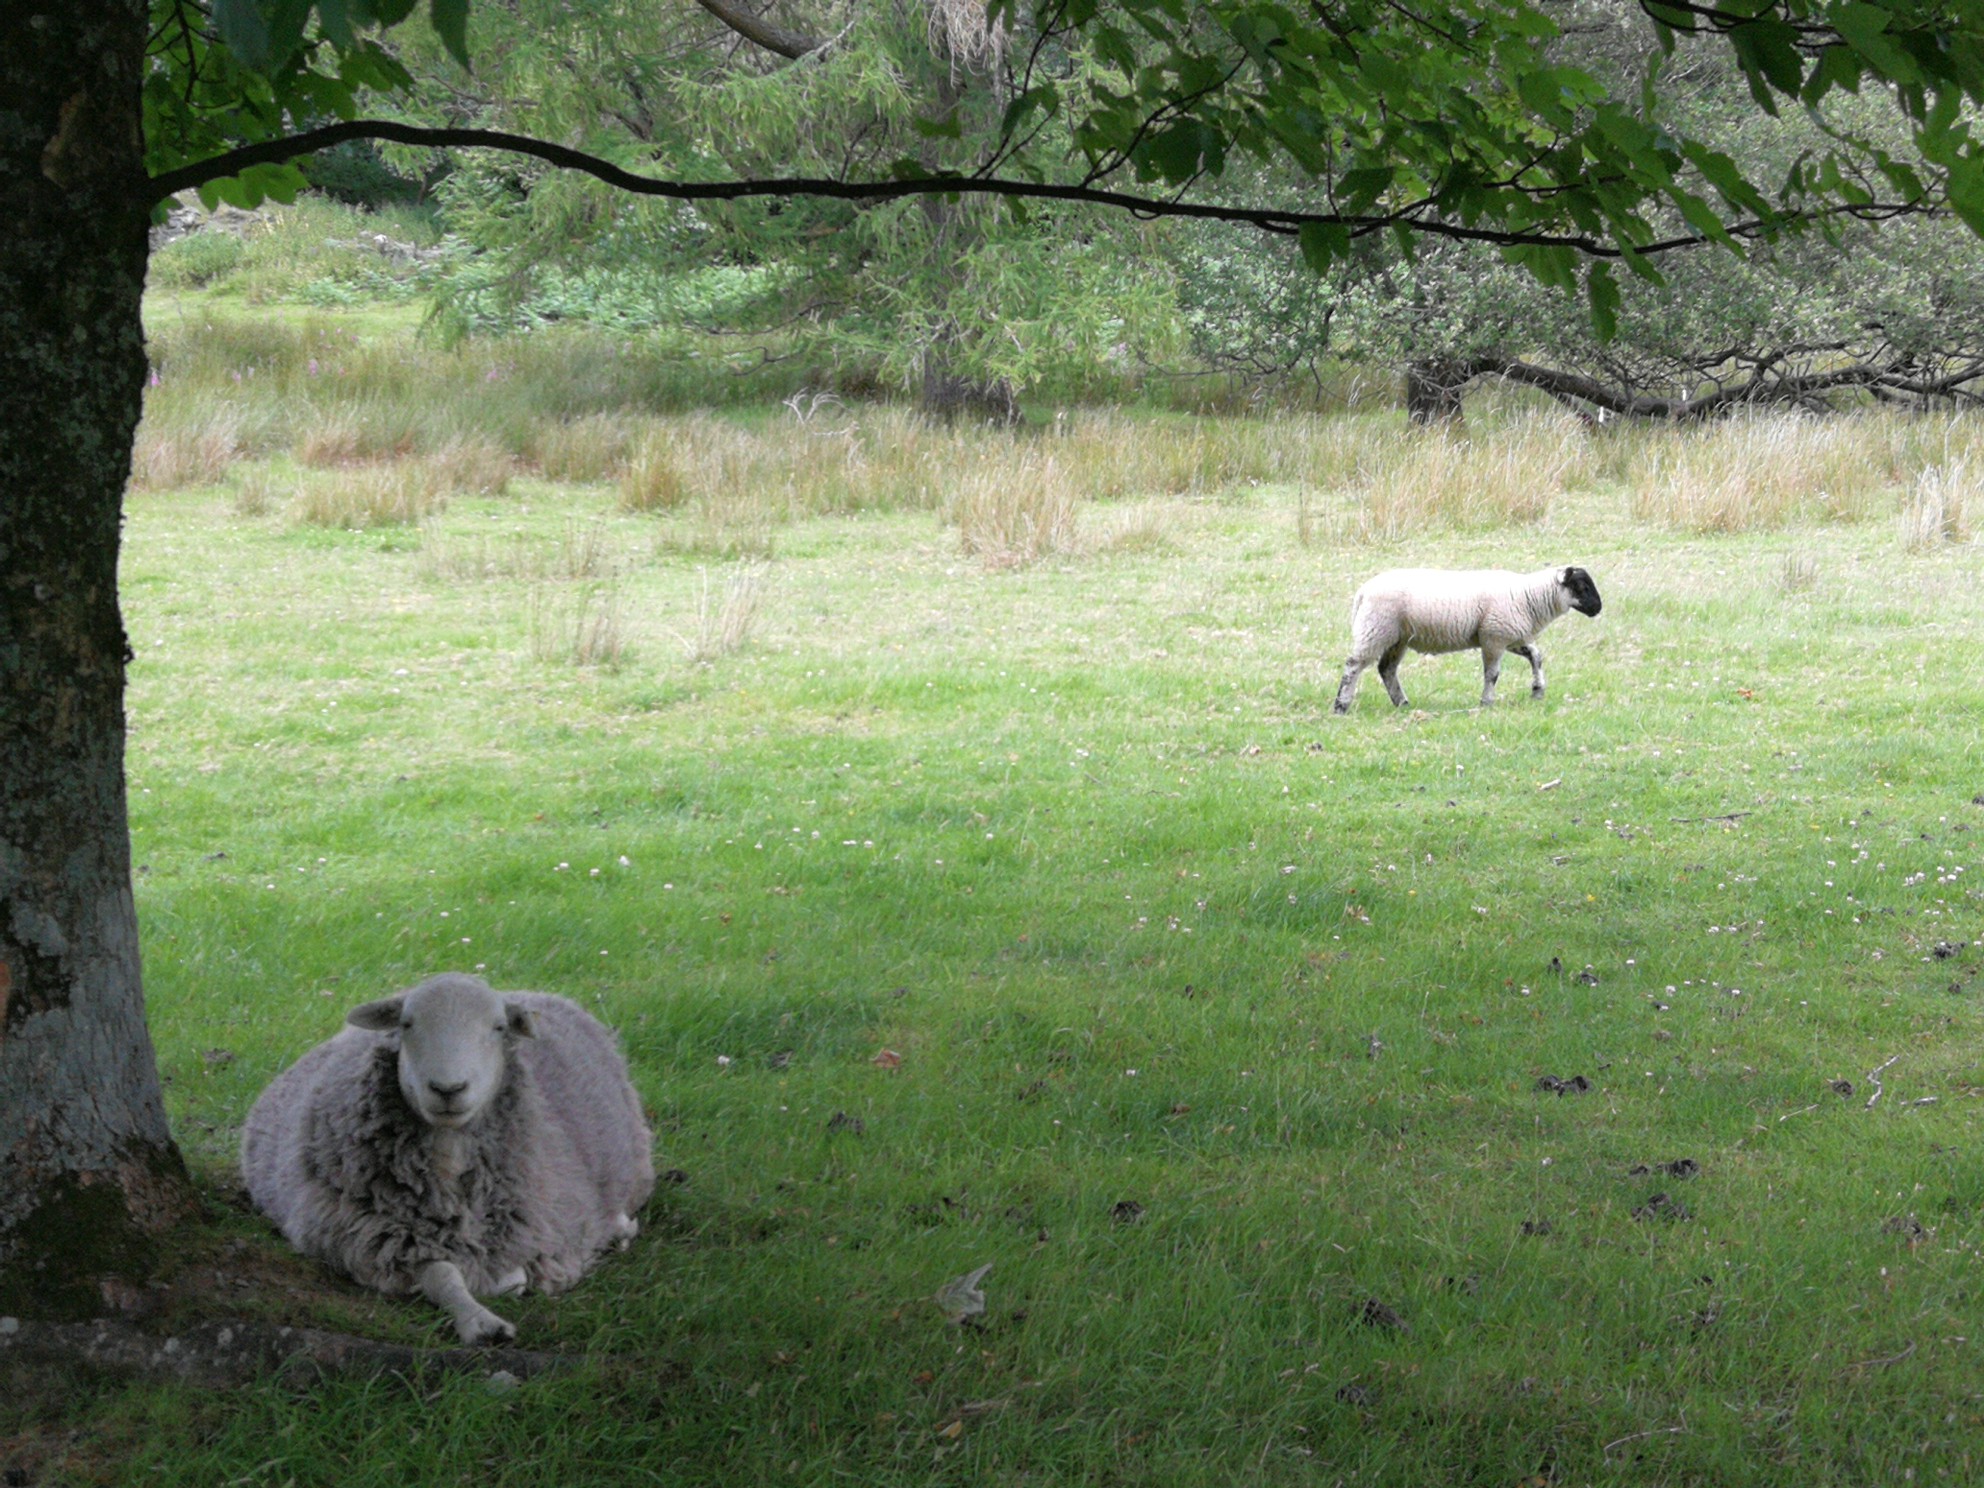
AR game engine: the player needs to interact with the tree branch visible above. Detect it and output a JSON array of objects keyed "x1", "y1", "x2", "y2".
[
  {"x1": 146, "y1": 119, "x2": 1941, "y2": 262},
  {"x1": 691, "y1": 0, "x2": 821, "y2": 60}
]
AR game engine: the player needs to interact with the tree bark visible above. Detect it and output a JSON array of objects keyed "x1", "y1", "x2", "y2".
[{"x1": 0, "y1": 0, "x2": 198, "y2": 1319}]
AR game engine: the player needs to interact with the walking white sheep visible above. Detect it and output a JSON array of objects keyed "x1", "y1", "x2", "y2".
[
  {"x1": 1332, "y1": 565, "x2": 1602, "y2": 713},
  {"x1": 241, "y1": 973, "x2": 655, "y2": 1344}
]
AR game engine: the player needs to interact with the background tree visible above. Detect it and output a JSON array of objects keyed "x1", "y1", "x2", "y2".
[{"x1": 6, "y1": 0, "x2": 1984, "y2": 1313}]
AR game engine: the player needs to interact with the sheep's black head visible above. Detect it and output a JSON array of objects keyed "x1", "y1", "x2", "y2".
[{"x1": 1559, "y1": 566, "x2": 1602, "y2": 617}]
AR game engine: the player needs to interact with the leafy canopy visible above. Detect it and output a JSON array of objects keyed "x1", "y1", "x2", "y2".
[{"x1": 148, "y1": 0, "x2": 1984, "y2": 324}]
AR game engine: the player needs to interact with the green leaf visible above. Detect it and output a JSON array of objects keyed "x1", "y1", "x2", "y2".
[
  {"x1": 1728, "y1": 19, "x2": 1806, "y2": 107},
  {"x1": 213, "y1": 0, "x2": 272, "y2": 68},
  {"x1": 911, "y1": 113, "x2": 963, "y2": 141},
  {"x1": 1336, "y1": 166, "x2": 1394, "y2": 215},
  {"x1": 429, "y1": 0, "x2": 471, "y2": 67},
  {"x1": 1829, "y1": 3, "x2": 1917, "y2": 83},
  {"x1": 1586, "y1": 261, "x2": 1620, "y2": 342},
  {"x1": 1947, "y1": 157, "x2": 1984, "y2": 237},
  {"x1": 1297, "y1": 221, "x2": 1349, "y2": 275},
  {"x1": 316, "y1": 0, "x2": 356, "y2": 49}
]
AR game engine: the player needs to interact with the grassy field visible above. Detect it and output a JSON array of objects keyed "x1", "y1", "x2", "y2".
[{"x1": 15, "y1": 253, "x2": 1984, "y2": 1484}]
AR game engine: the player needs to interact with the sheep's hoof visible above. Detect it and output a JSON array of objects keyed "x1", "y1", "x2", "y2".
[
  {"x1": 459, "y1": 1309, "x2": 517, "y2": 1347},
  {"x1": 1331, "y1": 701, "x2": 1350, "y2": 716}
]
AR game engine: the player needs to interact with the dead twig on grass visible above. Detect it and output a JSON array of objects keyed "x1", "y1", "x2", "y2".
[
  {"x1": 1844, "y1": 1340, "x2": 1916, "y2": 1373},
  {"x1": 1866, "y1": 1055, "x2": 1902, "y2": 1109},
  {"x1": 1670, "y1": 811, "x2": 1755, "y2": 824},
  {"x1": 1602, "y1": 1424, "x2": 1687, "y2": 1457}
]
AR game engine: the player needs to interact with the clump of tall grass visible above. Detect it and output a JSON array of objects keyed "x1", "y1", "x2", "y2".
[
  {"x1": 1621, "y1": 413, "x2": 1895, "y2": 531},
  {"x1": 620, "y1": 407, "x2": 951, "y2": 520},
  {"x1": 129, "y1": 405, "x2": 243, "y2": 491},
  {"x1": 532, "y1": 414, "x2": 639, "y2": 483},
  {"x1": 675, "y1": 563, "x2": 769, "y2": 663},
  {"x1": 530, "y1": 581, "x2": 627, "y2": 668},
  {"x1": 1350, "y1": 412, "x2": 1587, "y2": 540},
  {"x1": 290, "y1": 463, "x2": 447, "y2": 528},
  {"x1": 419, "y1": 519, "x2": 615, "y2": 583},
  {"x1": 1898, "y1": 460, "x2": 1975, "y2": 551},
  {"x1": 1045, "y1": 409, "x2": 1396, "y2": 501},
  {"x1": 947, "y1": 452, "x2": 1081, "y2": 567}
]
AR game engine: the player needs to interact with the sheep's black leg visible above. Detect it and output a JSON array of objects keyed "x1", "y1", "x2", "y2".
[
  {"x1": 1513, "y1": 643, "x2": 1545, "y2": 699},
  {"x1": 1377, "y1": 641, "x2": 1409, "y2": 707}
]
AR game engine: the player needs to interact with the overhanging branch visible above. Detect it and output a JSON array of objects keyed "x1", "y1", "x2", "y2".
[
  {"x1": 692, "y1": 0, "x2": 822, "y2": 60},
  {"x1": 145, "y1": 118, "x2": 1935, "y2": 260}
]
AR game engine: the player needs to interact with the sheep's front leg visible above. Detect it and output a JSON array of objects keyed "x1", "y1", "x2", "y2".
[
  {"x1": 1512, "y1": 642, "x2": 1545, "y2": 699},
  {"x1": 418, "y1": 1260, "x2": 517, "y2": 1346},
  {"x1": 1480, "y1": 644, "x2": 1507, "y2": 706}
]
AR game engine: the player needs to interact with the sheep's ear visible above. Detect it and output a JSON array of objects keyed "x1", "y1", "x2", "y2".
[
  {"x1": 347, "y1": 996, "x2": 405, "y2": 1032},
  {"x1": 505, "y1": 1001, "x2": 537, "y2": 1039}
]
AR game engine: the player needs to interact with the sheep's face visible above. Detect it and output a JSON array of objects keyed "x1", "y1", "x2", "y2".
[
  {"x1": 1559, "y1": 566, "x2": 1602, "y2": 617},
  {"x1": 348, "y1": 974, "x2": 536, "y2": 1128}
]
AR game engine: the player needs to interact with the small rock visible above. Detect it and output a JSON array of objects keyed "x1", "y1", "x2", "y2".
[
  {"x1": 1110, "y1": 1200, "x2": 1145, "y2": 1225},
  {"x1": 1831, "y1": 1080, "x2": 1855, "y2": 1097},
  {"x1": 486, "y1": 1369, "x2": 521, "y2": 1394},
  {"x1": 1932, "y1": 941, "x2": 1961, "y2": 961}
]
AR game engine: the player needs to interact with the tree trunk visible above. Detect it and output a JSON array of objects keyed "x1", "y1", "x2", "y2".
[
  {"x1": 918, "y1": 315, "x2": 1021, "y2": 426},
  {"x1": 1404, "y1": 359, "x2": 1469, "y2": 427},
  {"x1": 912, "y1": 69, "x2": 1020, "y2": 427},
  {"x1": 0, "y1": 0, "x2": 198, "y2": 1319}
]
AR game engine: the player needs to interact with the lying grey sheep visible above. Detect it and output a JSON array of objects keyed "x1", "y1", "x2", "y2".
[
  {"x1": 1333, "y1": 565, "x2": 1602, "y2": 713},
  {"x1": 242, "y1": 973, "x2": 654, "y2": 1344}
]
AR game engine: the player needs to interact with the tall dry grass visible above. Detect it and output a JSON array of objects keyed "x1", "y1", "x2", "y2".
[
  {"x1": 1348, "y1": 412, "x2": 1591, "y2": 540},
  {"x1": 530, "y1": 581, "x2": 628, "y2": 668},
  {"x1": 947, "y1": 452, "x2": 1082, "y2": 567},
  {"x1": 290, "y1": 463, "x2": 449, "y2": 528},
  {"x1": 675, "y1": 563, "x2": 770, "y2": 663},
  {"x1": 419, "y1": 519, "x2": 616, "y2": 583},
  {"x1": 1617, "y1": 413, "x2": 1900, "y2": 531},
  {"x1": 129, "y1": 406, "x2": 244, "y2": 491},
  {"x1": 1898, "y1": 460, "x2": 1976, "y2": 551}
]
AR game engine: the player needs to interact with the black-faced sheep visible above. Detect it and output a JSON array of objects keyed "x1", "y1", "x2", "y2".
[
  {"x1": 1332, "y1": 565, "x2": 1602, "y2": 713},
  {"x1": 241, "y1": 973, "x2": 655, "y2": 1344}
]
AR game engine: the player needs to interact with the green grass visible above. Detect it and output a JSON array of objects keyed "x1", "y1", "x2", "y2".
[
  {"x1": 39, "y1": 435, "x2": 1980, "y2": 1486},
  {"x1": 26, "y1": 246, "x2": 1984, "y2": 1481}
]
